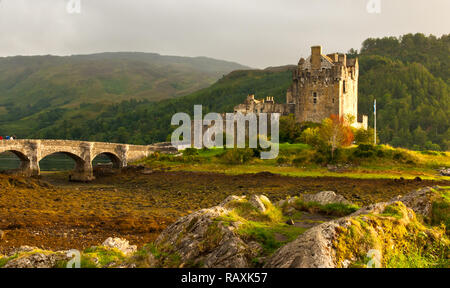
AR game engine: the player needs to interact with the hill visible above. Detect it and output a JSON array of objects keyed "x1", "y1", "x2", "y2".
[
  {"x1": 25, "y1": 67, "x2": 295, "y2": 144},
  {"x1": 356, "y1": 34, "x2": 449, "y2": 151},
  {"x1": 0, "y1": 52, "x2": 248, "y2": 124}
]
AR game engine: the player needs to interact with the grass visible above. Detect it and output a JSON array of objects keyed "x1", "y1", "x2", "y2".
[
  {"x1": 386, "y1": 249, "x2": 449, "y2": 268},
  {"x1": 238, "y1": 221, "x2": 307, "y2": 255},
  {"x1": 80, "y1": 246, "x2": 125, "y2": 268},
  {"x1": 381, "y1": 203, "x2": 405, "y2": 219},
  {"x1": 292, "y1": 199, "x2": 360, "y2": 217},
  {"x1": 334, "y1": 202, "x2": 449, "y2": 268},
  {"x1": 136, "y1": 144, "x2": 450, "y2": 181},
  {"x1": 431, "y1": 187, "x2": 450, "y2": 234},
  {"x1": 0, "y1": 254, "x2": 18, "y2": 268},
  {"x1": 214, "y1": 197, "x2": 308, "y2": 257}
]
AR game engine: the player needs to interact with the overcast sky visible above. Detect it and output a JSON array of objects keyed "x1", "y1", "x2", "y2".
[{"x1": 0, "y1": 0, "x2": 448, "y2": 68}]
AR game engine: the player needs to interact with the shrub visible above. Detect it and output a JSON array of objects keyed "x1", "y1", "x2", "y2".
[
  {"x1": 354, "y1": 128, "x2": 378, "y2": 144},
  {"x1": 392, "y1": 151, "x2": 416, "y2": 164},
  {"x1": 352, "y1": 144, "x2": 382, "y2": 159},
  {"x1": 276, "y1": 157, "x2": 289, "y2": 165},
  {"x1": 182, "y1": 148, "x2": 199, "y2": 156},
  {"x1": 299, "y1": 127, "x2": 321, "y2": 147},
  {"x1": 292, "y1": 156, "x2": 307, "y2": 166},
  {"x1": 220, "y1": 148, "x2": 255, "y2": 164}
]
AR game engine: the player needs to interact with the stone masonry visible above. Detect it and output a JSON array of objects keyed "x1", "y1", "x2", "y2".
[{"x1": 0, "y1": 139, "x2": 175, "y2": 181}]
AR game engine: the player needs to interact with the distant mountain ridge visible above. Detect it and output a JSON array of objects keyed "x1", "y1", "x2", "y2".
[{"x1": 0, "y1": 52, "x2": 249, "y2": 122}]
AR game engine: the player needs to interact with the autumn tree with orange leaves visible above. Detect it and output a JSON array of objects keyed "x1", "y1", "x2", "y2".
[{"x1": 318, "y1": 115, "x2": 354, "y2": 159}]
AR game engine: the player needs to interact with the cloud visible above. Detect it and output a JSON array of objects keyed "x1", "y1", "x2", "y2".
[{"x1": 0, "y1": 0, "x2": 448, "y2": 68}]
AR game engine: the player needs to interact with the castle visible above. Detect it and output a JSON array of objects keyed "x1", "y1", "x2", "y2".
[{"x1": 234, "y1": 46, "x2": 368, "y2": 129}]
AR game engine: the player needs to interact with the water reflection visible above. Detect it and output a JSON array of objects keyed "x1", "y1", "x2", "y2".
[{"x1": 0, "y1": 152, "x2": 113, "y2": 171}]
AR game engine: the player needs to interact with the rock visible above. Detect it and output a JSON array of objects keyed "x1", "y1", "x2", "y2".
[
  {"x1": 392, "y1": 186, "x2": 441, "y2": 218},
  {"x1": 326, "y1": 164, "x2": 350, "y2": 173},
  {"x1": 248, "y1": 195, "x2": 270, "y2": 212},
  {"x1": 265, "y1": 201, "x2": 415, "y2": 268},
  {"x1": 102, "y1": 237, "x2": 137, "y2": 256},
  {"x1": 3, "y1": 248, "x2": 70, "y2": 268},
  {"x1": 286, "y1": 219, "x2": 295, "y2": 226},
  {"x1": 266, "y1": 186, "x2": 448, "y2": 268},
  {"x1": 12, "y1": 246, "x2": 37, "y2": 254},
  {"x1": 276, "y1": 199, "x2": 287, "y2": 207},
  {"x1": 265, "y1": 218, "x2": 350, "y2": 268},
  {"x1": 440, "y1": 168, "x2": 450, "y2": 176},
  {"x1": 220, "y1": 195, "x2": 246, "y2": 206},
  {"x1": 326, "y1": 164, "x2": 338, "y2": 172},
  {"x1": 152, "y1": 196, "x2": 267, "y2": 268},
  {"x1": 301, "y1": 191, "x2": 351, "y2": 205}
]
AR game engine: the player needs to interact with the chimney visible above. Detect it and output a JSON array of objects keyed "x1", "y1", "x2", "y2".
[{"x1": 311, "y1": 46, "x2": 322, "y2": 70}]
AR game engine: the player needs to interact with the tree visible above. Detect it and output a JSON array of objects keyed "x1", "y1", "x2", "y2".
[
  {"x1": 299, "y1": 127, "x2": 320, "y2": 147},
  {"x1": 354, "y1": 128, "x2": 379, "y2": 145},
  {"x1": 279, "y1": 114, "x2": 302, "y2": 143},
  {"x1": 413, "y1": 126, "x2": 427, "y2": 149},
  {"x1": 319, "y1": 115, "x2": 354, "y2": 159}
]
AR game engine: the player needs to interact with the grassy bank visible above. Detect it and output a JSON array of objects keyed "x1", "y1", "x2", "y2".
[{"x1": 135, "y1": 144, "x2": 450, "y2": 181}]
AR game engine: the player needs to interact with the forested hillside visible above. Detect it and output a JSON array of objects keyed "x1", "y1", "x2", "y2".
[
  {"x1": 27, "y1": 68, "x2": 294, "y2": 144},
  {"x1": 357, "y1": 34, "x2": 449, "y2": 150},
  {"x1": 0, "y1": 34, "x2": 448, "y2": 150}
]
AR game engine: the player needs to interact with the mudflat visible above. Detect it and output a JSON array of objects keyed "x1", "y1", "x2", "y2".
[{"x1": 1, "y1": 170, "x2": 448, "y2": 254}]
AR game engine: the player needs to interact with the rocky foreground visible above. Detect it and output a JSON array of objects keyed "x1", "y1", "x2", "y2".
[{"x1": 1, "y1": 187, "x2": 449, "y2": 268}]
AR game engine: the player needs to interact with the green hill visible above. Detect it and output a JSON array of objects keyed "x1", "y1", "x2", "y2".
[
  {"x1": 0, "y1": 52, "x2": 249, "y2": 123},
  {"x1": 0, "y1": 34, "x2": 448, "y2": 151},
  {"x1": 23, "y1": 67, "x2": 295, "y2": 144}
]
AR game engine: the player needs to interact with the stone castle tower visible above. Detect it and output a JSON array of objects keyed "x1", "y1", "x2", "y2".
[
  {"x1": 287, "y1": 46, "x2": 367, "y2": 128},
  {"x1": 234, "y1": 46, "x2": 367, "y2": 129}
]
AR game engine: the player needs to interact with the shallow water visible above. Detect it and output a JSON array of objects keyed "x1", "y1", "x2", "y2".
[{"x1": 0, "y1": 152, "x2": 112, "y2": 171}]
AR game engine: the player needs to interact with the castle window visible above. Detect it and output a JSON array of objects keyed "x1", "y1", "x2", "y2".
[
  {"x1": 313, "y1": 92, "x2": 318, "y2": 104},
  {"x1": 343, "y1": 81, "x2": 346, "y2": 93},
  {"x1": 332, "y1": 98, "x2": 335, "y2": 103}
]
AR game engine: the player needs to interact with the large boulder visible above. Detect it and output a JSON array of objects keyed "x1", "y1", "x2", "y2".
[
  {"x1": 265, "y1": 198, "x2": 448, "y2": 268},
  {"x1": 2, "y1": 246, "x2": 71, "y2": 268},
  {"x1": 264, "y1": 202, "x2": 391, "y2": 268},
  {"x1": 300, "y1": 191, "x2": 351, "y2": 205},
  {"x1": 391, "y1": 186, "x2": 442, "y2": 218},
  {"x1": 149, "y1": 195, "x2": 271, "y2": 268}
]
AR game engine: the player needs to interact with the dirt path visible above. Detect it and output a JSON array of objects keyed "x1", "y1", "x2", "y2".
[{"x1": 0, "y1": 170, "x2": 448, "y2": 254}]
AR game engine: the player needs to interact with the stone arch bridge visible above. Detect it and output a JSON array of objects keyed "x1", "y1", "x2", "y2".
[{"x1": 0, "y1": 140, "x2": 175, "y2": 181}]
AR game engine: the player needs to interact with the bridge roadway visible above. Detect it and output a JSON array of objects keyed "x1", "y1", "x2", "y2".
[{"x1": 0, "y1": 139, "x2": 175, "y2": 181}]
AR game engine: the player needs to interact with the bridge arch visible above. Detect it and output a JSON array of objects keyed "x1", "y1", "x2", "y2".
[
  {"x1": 0, "y1": 149, "x2": 31, "y2": 172},
  {"x1": 92, "y1": 152, "x2": 123, "y2": 169},
  {"x1": 38, "y1": 151, "x2": 91, "y2": 182}
]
